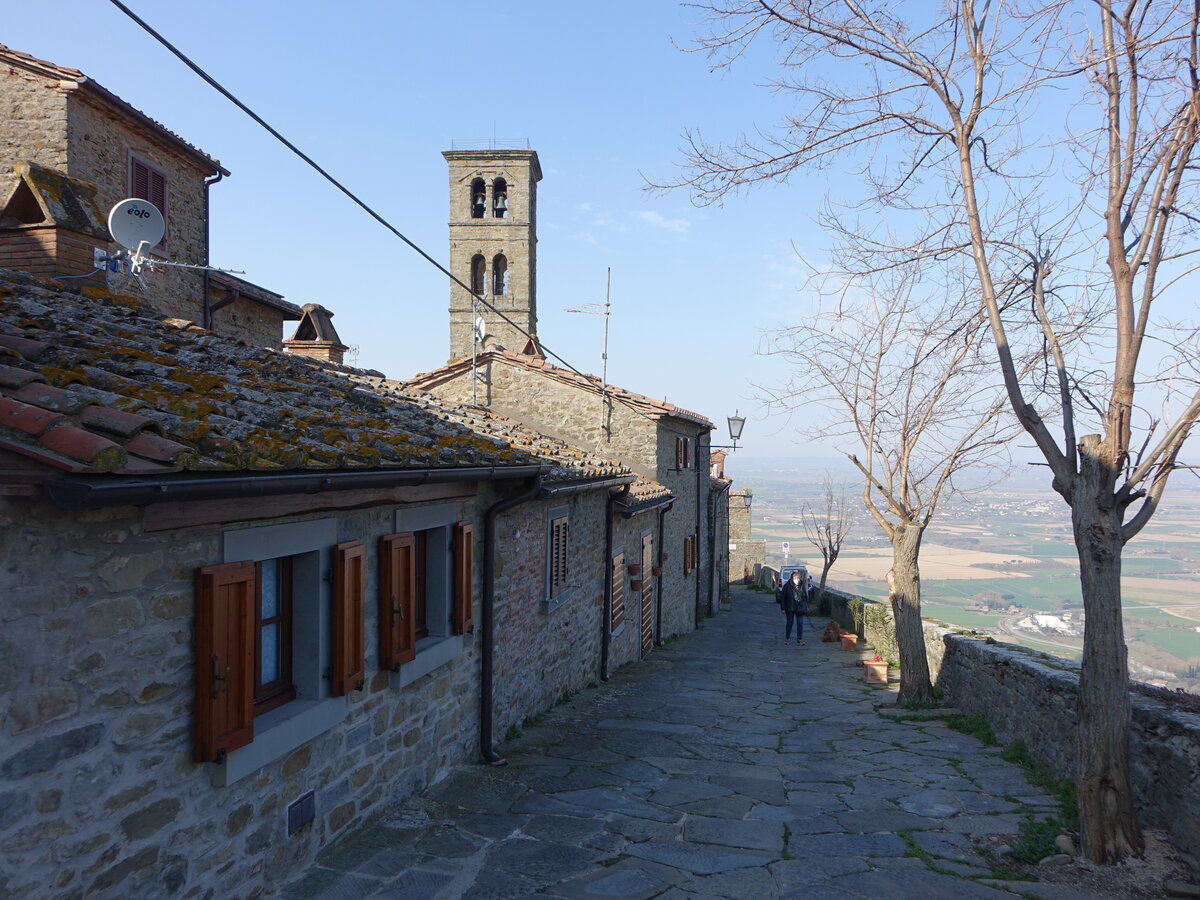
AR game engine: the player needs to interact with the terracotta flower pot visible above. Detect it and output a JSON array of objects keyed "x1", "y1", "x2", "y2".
[
  {"x1": 864, "y1": 659, "x2": 888, "y2": 684},
  {"x1": 840, "y1": 633, "x2": 858, "y2": 651}
]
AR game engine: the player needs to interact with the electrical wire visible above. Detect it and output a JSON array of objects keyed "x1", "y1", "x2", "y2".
[
  {"x1": 55, "y1": 268, "x2": 103, "y2": 280},
  {"x1": 105, "y1": 0, "x2": 670, "y2": 429}
]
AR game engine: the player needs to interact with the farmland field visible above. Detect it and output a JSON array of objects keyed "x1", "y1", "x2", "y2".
[{"x1": 739, "y1": 458, "x2": 1200, "y2": 691}]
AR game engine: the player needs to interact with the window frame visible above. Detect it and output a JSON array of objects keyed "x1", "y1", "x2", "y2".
[
  {"x1": 547, "y1": 510, "x2": 570, "y2": 602},
  {"x1": 253, "y1": 556, "x2": 296, "y2": 717},
  {"x1": 675, "y1": 436, "x2": 692, "y2": 470}
]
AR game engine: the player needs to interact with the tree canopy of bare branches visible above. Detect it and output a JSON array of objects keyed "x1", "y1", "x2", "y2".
[
  {"x1": 800, "y1": 476, "x2": 851, "y2": 605},
  {"x1": 763, "y1": 267, "x2": 1017, "y2": 705},
  {"x1": 666, "y1": 0, "x2": 1200, "y2": 865}
]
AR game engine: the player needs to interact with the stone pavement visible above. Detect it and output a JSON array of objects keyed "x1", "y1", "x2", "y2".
[{"x1": 281, "y1": 588, "x2": 1090, "y2": 900}]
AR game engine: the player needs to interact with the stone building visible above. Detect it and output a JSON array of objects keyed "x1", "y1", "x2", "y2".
[
  {"x1": 0, "y1": 44, "x2": 301, "y2": 348},
  {"x1": 0, "y1": 267, "x2": 677, "y2": 897},
  {"x1": 411, "y1": 146, "x2": 724, "y2": 636},
  {"x1": 727, "y1": 488, "x2": 766, "y2": 584}
]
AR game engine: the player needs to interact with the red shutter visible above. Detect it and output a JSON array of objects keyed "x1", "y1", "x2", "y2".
[
  {"x1": 453, "y1": 521, "x2": 474, "y2": 634},
  {"x1": 379, "y1": 533, "x2": 417, "y2": 668},
  {"x1": 194, "y1": 562, "x2": 255, "y2": 763},
  {"x1": 331, "y1": 541, "x2": 366, "y2": 695},
  {"x1": 611, "y1": 553, "x2": 625, "y2": 631}
]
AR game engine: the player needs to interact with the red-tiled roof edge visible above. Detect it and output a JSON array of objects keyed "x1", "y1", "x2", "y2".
[
  {"x1": 408, "y1": 351, "x2": 713, "y2": 427},
  {"x1": 0, "y1": 44, "x2": 229, "y2": 177}
]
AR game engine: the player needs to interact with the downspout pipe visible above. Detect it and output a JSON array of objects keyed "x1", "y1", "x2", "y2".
[
  {"x1": 694, "y1": 431, "x2": 706, "y2": 628},
  {"x1": 600, "y1": 484, "x2": 631, "y2": 683},
  {"x1": 655, "y1": 503, "x2": 669, "y2": 647},
  {"x1": 202, "y1": 170, "x2": 224, "y2": 330},
  {"x1": 480, "y1": 473, "x2": 544, "y2": 766}
]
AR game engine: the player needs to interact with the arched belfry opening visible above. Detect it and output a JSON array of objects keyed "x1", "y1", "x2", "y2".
[
  {"x1": 470, "y1": 178, "x2": 486, "y2": 219},
  {"x1": 470, "y1": 254, "x2": 486, "y2": 296},
  {"x1": 492, "y1": 178, "x2": 508, "y2": 218},
  {"x1": 444, "y1": 147, "x2": 541, "y2": 361},
  {"x1": 492, "y1": 254, "x2": 508, "y2": 296}
]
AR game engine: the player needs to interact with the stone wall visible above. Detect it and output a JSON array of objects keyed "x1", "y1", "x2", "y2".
[
  {"x1": 0, "y1": 480, "x2": 639, "y2": 898},
  {"x1": 922, "y1": 625, "x2": 1200, "y2": 876},
  {"x1": 211, "y1": 294, "x2": 287, "y2": 351},
  {"x1": 0, "y1": 65, "x2": 70, "y2": 171}
]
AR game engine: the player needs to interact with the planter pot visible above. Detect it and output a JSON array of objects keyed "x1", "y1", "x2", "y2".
[
  {"x1": 864, "y1": 660, "x2": 889, "y2": 684},
  {"x1": 839, "y1": 633, "x2": 858, "y2": 651}
]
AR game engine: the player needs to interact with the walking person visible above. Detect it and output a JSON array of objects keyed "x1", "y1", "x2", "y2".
[{"x1": 780, "y1": 569, "x2": 809, "y2": 644}]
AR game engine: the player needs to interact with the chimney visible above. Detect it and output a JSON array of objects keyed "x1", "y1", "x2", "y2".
[{"x1": 283, "y1": 304, "x2": 348, "y2": 365}]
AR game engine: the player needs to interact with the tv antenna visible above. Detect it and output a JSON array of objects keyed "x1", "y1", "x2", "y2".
[
  {"x1": 99, "y1": 199, "x2": 245, "y2": 293},
  {"x1": 564, "y1": 268, "x2": 613, "y2": 441}
]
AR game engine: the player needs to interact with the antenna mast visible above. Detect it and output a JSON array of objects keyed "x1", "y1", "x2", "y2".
[{"x1": 564, "y1": 268, "x2": 613, "y2": 441}]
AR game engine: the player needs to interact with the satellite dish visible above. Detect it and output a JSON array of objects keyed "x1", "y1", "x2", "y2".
[{"x1": 107, "y1": 199, "x2": 165, "y2": 251}]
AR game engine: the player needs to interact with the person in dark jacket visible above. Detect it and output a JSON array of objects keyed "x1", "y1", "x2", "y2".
[{"x1": 780, "y1": 569, "x2": 809, "y2": 644}]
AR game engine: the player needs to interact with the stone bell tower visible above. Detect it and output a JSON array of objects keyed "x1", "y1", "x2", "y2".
[{"x1": 443, "y1": 147, "x2": 542, "y2": 361}]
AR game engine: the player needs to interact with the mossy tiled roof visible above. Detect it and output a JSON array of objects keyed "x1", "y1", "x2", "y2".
[{"x1": 0, "y1": 268, "x2": 640, "y2": 488}]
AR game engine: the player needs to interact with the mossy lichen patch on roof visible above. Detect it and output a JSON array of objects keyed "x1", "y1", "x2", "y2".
[{"x1": 0, "y1": 267, "x2": 640, "y2": 487}]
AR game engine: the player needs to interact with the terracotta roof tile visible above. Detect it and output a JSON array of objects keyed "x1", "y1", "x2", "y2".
[
  {"x1": 78, "y1": 405, "x2": 156, "y2": 438},
  {"x1": 0, "y1": 334, "x2": 51, "y2": 360},
  {"x1": 0, "y1": 396, "x2": 64, "y2": 436},
  {"x1": 0, "y1": 267, "x2": 636, "y2": 488},
  {"x1": 38, "y1": 426, "x2": 125, "y2": 471}
]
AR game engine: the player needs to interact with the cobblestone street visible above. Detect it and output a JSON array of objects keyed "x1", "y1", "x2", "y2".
[{"x1": 281, "y1": 589, "x2": 1092, "y2": 900}]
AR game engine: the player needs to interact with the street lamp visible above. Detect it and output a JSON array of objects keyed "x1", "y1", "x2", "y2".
[{"x1": 727, "y1": 410, "x2": 746, "y2": 450}]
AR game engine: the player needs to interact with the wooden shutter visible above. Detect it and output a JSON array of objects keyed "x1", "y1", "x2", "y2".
[
  {"x1": 549, "y1": 515, "x2": 569, "y2": 598},
  {"x1": 331, "y1": 541, "x2": 366, "y2": 695},
  {"x1": 453, "y1": 521, "x2": 474, "y2": 635},
  {"x1": 611, "y1": 553, "x2": 625, "y2": 631},
  {"x1": 129, "y1": 158, "x2": 168, "y2": 248},
  {"x1": 379, "y1": 533, "x2": 417, "y2": 668},
  {"x1": 194, "y1": 561, "x2": 255, "y2": 763}
]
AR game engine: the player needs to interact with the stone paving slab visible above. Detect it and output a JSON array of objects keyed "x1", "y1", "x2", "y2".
[{"x1": 279, "y1": 589, "x2": 1093, "y2": 900}]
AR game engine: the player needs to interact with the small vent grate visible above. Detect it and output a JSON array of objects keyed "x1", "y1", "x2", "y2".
[{"x1": 287, "y1": 791, "x2": 315, "y2": 835}]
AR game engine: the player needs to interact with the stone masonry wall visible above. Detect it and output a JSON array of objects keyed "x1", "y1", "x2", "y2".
[
  {"x1": 211, "y1": 294, "x2": 287, "y2": 351},
  {"x1": 65, "y1": 93, "x2": 210, "y2": 324},
  {"x1": 0, "y1": 481, "x2": 630, "y2": 898},
  {"x1": 923, "y1": 625, "x2": 1200, "y2": 877},
  {"x1": 0, "y1": 66, "x2": 70, "y2": 172}
]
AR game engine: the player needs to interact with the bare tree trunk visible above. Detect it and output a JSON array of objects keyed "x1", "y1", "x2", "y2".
[
  {"x1": 1073, "y1": 437, "x2": 1143, "y2": 862},
  {"x1": 888, "y1": 523, "x2": 933, "y2": 706}
]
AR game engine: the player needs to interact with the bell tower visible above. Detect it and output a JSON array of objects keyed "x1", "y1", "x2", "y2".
[{"x1": 443, "y1": 147, "x2": 542, "y2": 361}]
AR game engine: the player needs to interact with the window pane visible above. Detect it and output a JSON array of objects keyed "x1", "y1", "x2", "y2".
[
  {"x1": 261, "y1": 623, "x2": 279, "y2": 684},
  {"x1": 261, "y1": 561, "x2": 278, "y2": 619}
]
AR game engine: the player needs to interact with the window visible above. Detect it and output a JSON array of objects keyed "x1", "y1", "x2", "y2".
[
  {"x1": 547, "y1": 510, "x2": 570, "y2": 602},
  {"x1": 380, "y1": 507, "x2": 474, "y2": 684},
  {"x1": 675, "y1": 436, "x2": 692, "y2": 470},
  {"x1": 470, "y1": 178, "x2": 486, "y2": 218},
  {"x1": 683, "y1": 533, "x2": 699, "y2": 576},
  {"x1": 492, "y1": 254, "x2": 508, "y2": 296},
  {"x1": 254, "y1": 557, "x2": 296, "y2": 716},
  {"x1": 470, "y1": 254, "x2": 486, "y2": 296},
  {"x1": 129, "y1": 155, "x2": 167, "y2": 250},
  {"x1": 611, "y1": 553, "x2": 625, "y2": 632},
  {"x1": 493, "y1": 178, "x2": 508, "y2": 217},
  {"x1": 194, "y1": 518, "x2": 354, "y2": 784}
]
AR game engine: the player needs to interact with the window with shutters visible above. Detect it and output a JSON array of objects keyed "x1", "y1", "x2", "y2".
[
  {"x1": 675, "y1": 436, "x2": 692, "y2": 470},
  {"x1": 197, "y1": 518, "x2": 350, "y2": 786},
  {"x1": 544, "y1": 507, "x2": 571, "y2": 610},
  {"x1": 683, "y1": 533, "x2": 699, "y2": 576},
  {"x1": 611, "y1": 553, "x2": 625, "y2": 633},
  {"x1": 383, "y1": 505, "x2": 476, "y2": 687},
  {"x1": 128, "y1": 155, "x2": 168, "y2": 250}
]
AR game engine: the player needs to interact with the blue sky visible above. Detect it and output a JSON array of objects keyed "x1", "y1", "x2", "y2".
[{"x1": 5, "y1": 1, "x2": 835, "y2": 469}]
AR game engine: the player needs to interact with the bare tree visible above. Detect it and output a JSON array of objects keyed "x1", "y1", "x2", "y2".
[
  {"x1": 763, "y1": 266, "x2": 1017, "y2": 706},
  {"x1": 800, "y1": 476, "x2": 851, "y2": 608},
  {"x1": 665, "y1": 0, "x2": 1200, "y2": 864}
]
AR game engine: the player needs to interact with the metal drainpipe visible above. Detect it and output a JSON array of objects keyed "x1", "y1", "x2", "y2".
[
  {"x1": 480, "y1": 474, "x2": 544, "y2": 766},
  {"x1": 202, "y1": 171, "x2": 223, "y2": 330},
  {"x1": 600, "y1": 484, "x2": 631, "y2": 682},
  {"x1": 655, "y1": 503, "x2": 669, "y2": 647}
]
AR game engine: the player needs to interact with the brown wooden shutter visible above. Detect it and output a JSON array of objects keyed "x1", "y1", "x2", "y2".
[
  {"x1": 194, "y1": 561, "x2": 255, "y2": 763},
  {"x1": 453, "y1": 521, "x2": 474, "y2": 634},
  {"x1": 379, "y1": 533, "x2": 417, "y2": 668},
  {"x1": 331, "y1": 541, "x2": 366, "y2": 695},
  {"x1": 611, "y1": 553, "x2": 625, "y2": 631}
]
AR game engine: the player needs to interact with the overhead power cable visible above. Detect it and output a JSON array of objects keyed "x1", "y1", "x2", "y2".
[{"x1": 105, "y1": 0, "x2": 669, "y2": 429}]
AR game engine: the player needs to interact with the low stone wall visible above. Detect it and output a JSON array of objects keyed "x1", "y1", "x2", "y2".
[{"x1": 924, "y1": 623, "x2": 1200, "y2": 876}]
